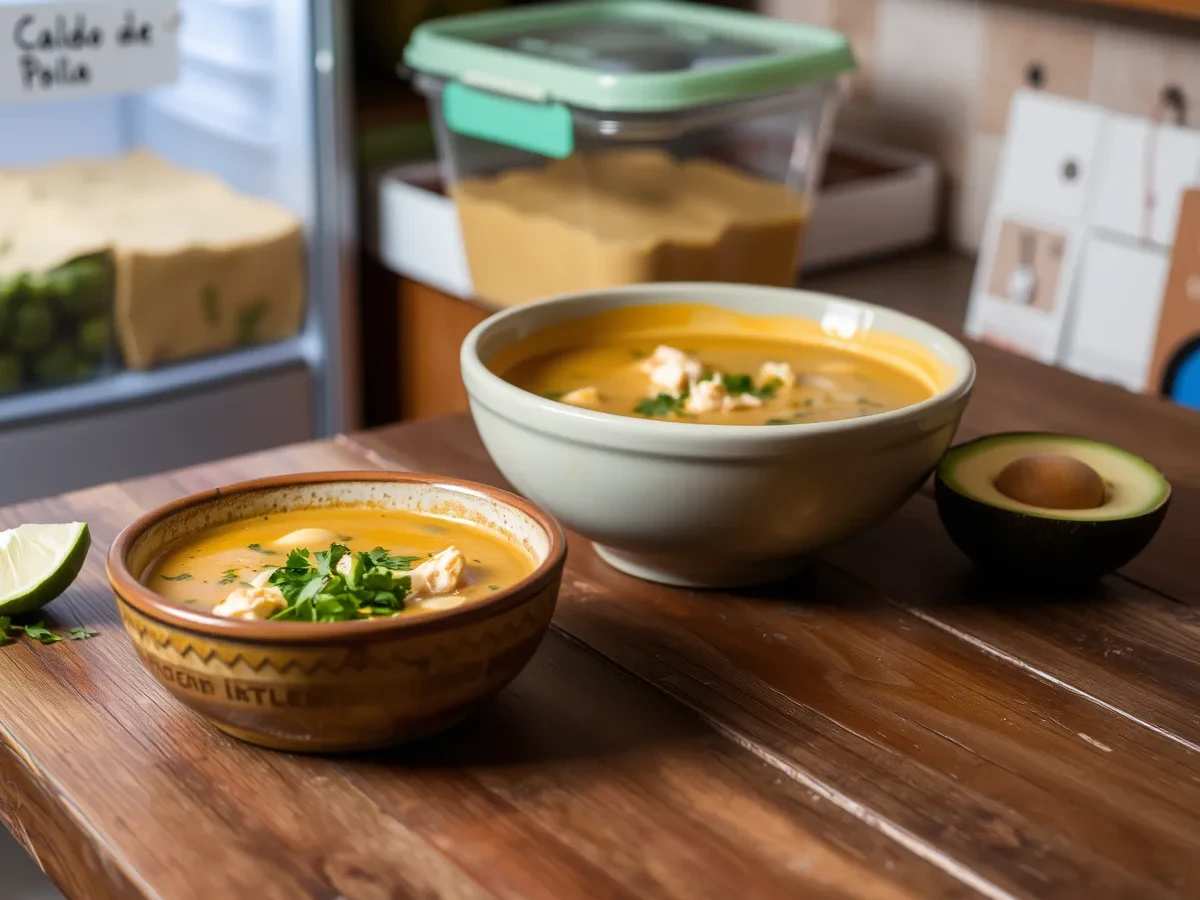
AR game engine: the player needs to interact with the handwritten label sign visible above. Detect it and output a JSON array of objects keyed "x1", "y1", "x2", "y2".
[{"x1": 0, "y1": 0, "x2": 178, "y2": 103}]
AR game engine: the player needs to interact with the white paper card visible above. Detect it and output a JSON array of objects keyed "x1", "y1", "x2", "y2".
[{"x1": 0, "y1": 0, "x2": 179, "y2": 103}]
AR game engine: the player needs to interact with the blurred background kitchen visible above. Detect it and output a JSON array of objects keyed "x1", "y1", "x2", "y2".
[
  {"x1": 3, "y1": 0, "x2": 1199, "y2": 895},
  {"x1": 0, "y1": 0, "x2": 1197, "y2": 512}
]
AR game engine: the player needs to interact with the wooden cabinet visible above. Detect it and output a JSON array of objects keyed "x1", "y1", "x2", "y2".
[
  {"x1": 1067, "y1": 0, "x2": 1200, "y2": 19},
  {"x1": 395, "y1": 278, "x2": 490, "y2": 420}
]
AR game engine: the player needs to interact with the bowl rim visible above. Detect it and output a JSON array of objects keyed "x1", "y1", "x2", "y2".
[
  {"x1": 106, "y1": 471, "x2": 567, "y2": 644},
  {"x1": 461, "y1": 282, "x2": 976, "y2": 456}
]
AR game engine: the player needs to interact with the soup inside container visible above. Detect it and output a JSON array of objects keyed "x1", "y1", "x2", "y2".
[{"x1": 404, "y1": 0, "x2": 855, "y2": 308}]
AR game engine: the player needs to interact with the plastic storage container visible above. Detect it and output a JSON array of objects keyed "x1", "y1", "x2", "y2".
[{"x1": 405, "y1": 0, "x2": 854, "y2": 307}]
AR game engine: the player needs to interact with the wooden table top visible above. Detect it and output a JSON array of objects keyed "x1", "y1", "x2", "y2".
[{"x1": 1, "y1": 337, "x2": 1198, "y2": 899}]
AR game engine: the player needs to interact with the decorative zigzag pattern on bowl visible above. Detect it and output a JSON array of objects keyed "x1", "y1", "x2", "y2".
[{"x1": 116, "y1": 587, "x2": 556, "y2": 679}]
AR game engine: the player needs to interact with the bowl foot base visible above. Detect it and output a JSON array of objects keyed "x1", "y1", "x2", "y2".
[{"x1": 593, "y1": 544, "x2": 808, "y2": 589}]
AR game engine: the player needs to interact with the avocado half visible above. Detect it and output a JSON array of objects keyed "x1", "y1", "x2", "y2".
[{"x1": 935, "y1": 433, "x2": 1170, "y2": 582}]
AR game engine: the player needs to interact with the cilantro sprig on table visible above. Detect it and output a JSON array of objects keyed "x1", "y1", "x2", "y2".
[
  {"x1": 0, "y1": 615, "x2": 96, "y2": 646},
  {"x1": 267, "y1": 543, "x2": 423, "y2": 623}
]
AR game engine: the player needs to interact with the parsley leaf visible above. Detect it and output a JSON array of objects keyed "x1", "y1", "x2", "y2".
[
  {"x1": 248, "y1": 543, "x2": 277, "y2": 555},
  {"x1": 68, "y1": 626, "x2": 97, "y2": 640},
  {"x1": 366, "y1": 547, "x2": 422, "y2": 571},
  {"x1": 634, "y1": 393, "x2": 686, "y2": 418},
  {"x1": 752, "y1": 377, "x2": 784, "y2": 399},
  {"x1": 161, "y1": 572, "x2": 192, "y2": 581},
  {"x1": 20, "y1": 622, "x2": 63, "y2": 644},
  {"x1": 717, "y1": 373, "x2": 782, "y2": 400},
  {"x1": 267, "y1": 542, "x2": 413, "y2": 622},
  {"x1": 765, "y1": 419, "x2": 791, "y2": 425},
  {"x1": 218, "y1": 569, "x2": 239, "y2": 585},
  {"x1": 720, "y1": 373, "x2": 754, "y2": 394}
]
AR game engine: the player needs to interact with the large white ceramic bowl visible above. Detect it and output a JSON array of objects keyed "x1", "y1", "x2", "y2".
[{"x1": 461, "y1": 283, "x2": 975, "y2": 588}]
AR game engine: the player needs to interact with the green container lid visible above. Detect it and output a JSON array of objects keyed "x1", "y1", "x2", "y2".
[{"x1": 404, "y1": 0, "x2": 856, "y2": 114}]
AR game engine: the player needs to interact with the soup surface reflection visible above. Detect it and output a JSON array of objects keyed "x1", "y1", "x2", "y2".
[{"x1": 145, "y1": 507, "x2": 535, "y2": 619}]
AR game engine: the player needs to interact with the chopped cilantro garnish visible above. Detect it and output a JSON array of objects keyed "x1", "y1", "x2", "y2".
[
  {"x1": 161, "y1": 572, "x2": 192, "y2": 581},
  {"x1": 488, "y1": 585, "x2": 500, "y2": 591},
  {"x1": 0, "y1": 617, "x2": 95, "y2": 646},
  {"x1": 721, "y1": 373, "x2": 754, "y2": 394},
  {"x1": 20, "y1": 622, "x2": 62, "y2": 644},
  {"x1": 720, "y1": 374, "x2": 782, "y2": 399},
  {"x1": 754, "y1": 377, "x2": 784, "y2": 399},
  {"x1": 630, "y1": 349, "x2": 650, "y2": 359},
  {"x1": 544, "y1": 391, "x2": 565, "y2": 400},
  {"x1": 267, "y1": 543, "x2": 415, "y2": 623},
  {"x1": 366, "y1": 547, "x2": 422, "y2": 570},
  {"x1": 247, "y1": 543, "x2": 276, "y2": 555},
  {"x1": 218, "y1": 569, "x2": 239, "y2": 585},
  {"x1": 634, "y1": 393, "x2": 686, "y2": 417},
  {"x1": 765, "y1": 419, "x2": 791, "y2": 425}
]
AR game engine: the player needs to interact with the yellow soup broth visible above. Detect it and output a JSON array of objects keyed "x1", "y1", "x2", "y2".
[
  {"x1": 494, "y1": 305, "x2": 940, "y2": 425},
  {"x1": 145, "y1": 507, "x2": 534, "y2": 615}
]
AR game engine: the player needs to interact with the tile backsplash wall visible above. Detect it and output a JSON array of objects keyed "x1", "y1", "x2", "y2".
[{"x1": 760, "y1": 0, "x2": 1200, "y2": 251}]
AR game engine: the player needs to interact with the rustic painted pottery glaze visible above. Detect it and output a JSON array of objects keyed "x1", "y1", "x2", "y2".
[{"x1": 107, "y1": 472, "x2": 566, "y2": 753}]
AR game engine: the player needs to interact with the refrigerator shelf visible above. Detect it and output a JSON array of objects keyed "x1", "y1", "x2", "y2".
[{"x1": 0, "y1": 335, "x2": 316, "y2": 432}]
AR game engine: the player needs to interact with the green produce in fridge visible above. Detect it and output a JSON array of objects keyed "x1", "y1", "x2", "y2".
[
  {"x1": 0, "y1": 353, "x2": 21, "y2": 394},
  {"x1": 78, "y1": 315, "x2": 111, "y2": 360},
  {"x1": 53, "y1": 257, "x2": 111, "y2": 318},
  {"x1": 22, "y1": 271, "x2": 53, "y2": 300},
  {"x1": 0, "y1": 278, "x2": 19, "y2": 345},
  {"x1": 32, "y1": 341, "x2": 82, "y2": 385},
  {"x1": 12, "y1": 302, "x2": 54, "y2": 353}
]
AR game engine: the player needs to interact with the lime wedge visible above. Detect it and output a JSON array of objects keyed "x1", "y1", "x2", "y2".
[{"x1": 0, "y1": 522, "x2": 90, "y2": 617}]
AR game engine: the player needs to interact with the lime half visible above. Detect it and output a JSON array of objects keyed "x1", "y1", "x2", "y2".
[{"x1": 0, "y1": 522, "x2": 90, "y2": 617}]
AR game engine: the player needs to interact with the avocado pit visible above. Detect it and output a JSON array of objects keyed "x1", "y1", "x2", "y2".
[{"x1": 993, "y1": 453, "x2": 1107, "y2": 511}]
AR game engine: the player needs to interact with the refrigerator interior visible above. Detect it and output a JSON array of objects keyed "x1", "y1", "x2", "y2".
[{"x1": 0, "y1": 0, "x2": 357, "y2": 505}]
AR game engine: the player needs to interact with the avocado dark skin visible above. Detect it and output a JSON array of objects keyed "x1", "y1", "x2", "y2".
[{"x1": 935, "y1": 478, "x2": 1169, "y2": 583}]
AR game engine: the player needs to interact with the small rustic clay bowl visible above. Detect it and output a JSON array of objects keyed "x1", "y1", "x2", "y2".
[{"x1": 107, "y1": 472, "x2": 566, "y2": 753}]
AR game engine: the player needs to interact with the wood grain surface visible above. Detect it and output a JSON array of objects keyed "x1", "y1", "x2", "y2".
[
  {"x1": 3, "y1": 253, "x2": 1200, "y2": 899},
  {"x1": 0, "y1": 439, "x2": 966, "y2": 900}
]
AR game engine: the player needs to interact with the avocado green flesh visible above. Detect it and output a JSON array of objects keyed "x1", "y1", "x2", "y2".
[{"x1": 939, "y1": 434, "x2": 1169, "y2": 522}]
